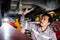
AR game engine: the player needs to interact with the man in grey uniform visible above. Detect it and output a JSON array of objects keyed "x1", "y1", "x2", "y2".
[
  {"x1": 31, "y1": 13, "x2": 57, "y2": 40},
  {"x1": 20, "y1": 13, "x2": 57, "y2": 40}
]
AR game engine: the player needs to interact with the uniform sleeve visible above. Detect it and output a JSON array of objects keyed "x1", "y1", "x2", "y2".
[
  {"x1": 49, "y1": 30, "x2": 57, "y2": 40},
  {"x1": 49, "y1": 25, "x2": 57, "y2": 40},
  {"x1": 28, "y1": 23, "x2": 38, "y2": 31},
  {"x1": 29, "y1": 23, "x2": 39, "y2": 40},
  {"x1": 51, "y1": 32, "x2": 57, "y2": 40},
  {"x1": 31, "y1": 30, "x2": 37, "y2": 40}
]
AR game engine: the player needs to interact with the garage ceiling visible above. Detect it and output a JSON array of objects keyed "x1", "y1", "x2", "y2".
[{"x1": 1, "y1": 0, "x2": 60, "y2": 11}]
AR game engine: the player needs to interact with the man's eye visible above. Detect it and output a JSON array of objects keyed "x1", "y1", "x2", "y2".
[{"x1": 44, "y1": 19, "x2": 45, "y2": 20}]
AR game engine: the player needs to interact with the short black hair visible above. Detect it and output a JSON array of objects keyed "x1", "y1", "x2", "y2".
[{"x1": 42, "y1": 13, "x2": 53, "y2": 23}]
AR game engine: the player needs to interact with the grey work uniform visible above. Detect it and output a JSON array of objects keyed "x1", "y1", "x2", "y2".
[
  {"x1": 20, "y1": 17, "x2": 57, "y2": 40},
  {"x1": 31, "y1": 25, "x2": 57, "y2": 40}
]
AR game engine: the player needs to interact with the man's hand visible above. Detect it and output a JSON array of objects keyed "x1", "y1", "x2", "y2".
[{"x1": 21, "y1": 28, "x2": 25, "y2": 34}]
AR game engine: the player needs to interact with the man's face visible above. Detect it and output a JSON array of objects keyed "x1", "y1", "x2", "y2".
[{"x1": 40, "y1": 16, "x2": 50, "y2": 27}]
